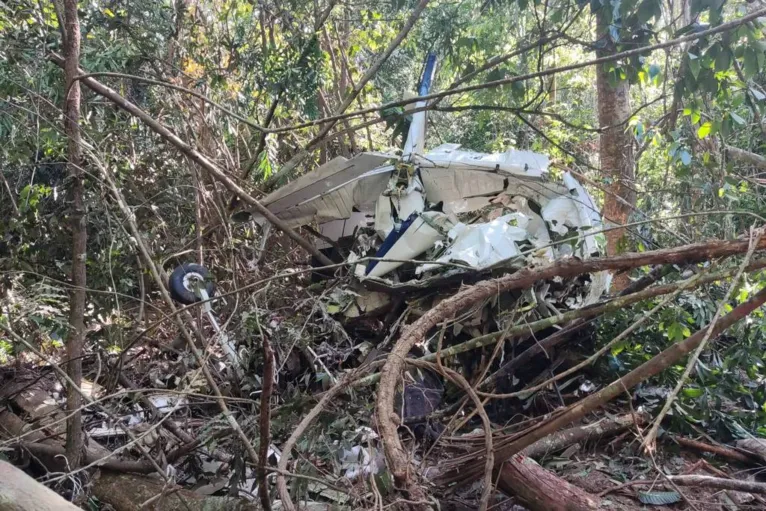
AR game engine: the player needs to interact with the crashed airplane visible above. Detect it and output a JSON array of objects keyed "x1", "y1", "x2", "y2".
[{"x1": 255, "y1": 54, "x2": 610, "y2": 303}]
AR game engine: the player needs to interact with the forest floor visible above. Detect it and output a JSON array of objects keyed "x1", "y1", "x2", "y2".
[{"x1": 3, "y1": 233, "x2": 766, "y2": 510}]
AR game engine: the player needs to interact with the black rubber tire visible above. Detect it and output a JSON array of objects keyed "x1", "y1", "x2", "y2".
[{"x1": 168, "y1": 263, "x2": 215, "y2": 305}]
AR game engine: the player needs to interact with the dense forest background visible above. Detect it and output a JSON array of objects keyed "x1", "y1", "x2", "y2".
[{"x1": 3, "y1": 0, "x2": 766, "y2": 509}]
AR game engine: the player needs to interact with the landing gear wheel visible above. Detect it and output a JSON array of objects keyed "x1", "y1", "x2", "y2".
[{"x1": 169, "y1": 263, "x2": 215, "y2": 305}]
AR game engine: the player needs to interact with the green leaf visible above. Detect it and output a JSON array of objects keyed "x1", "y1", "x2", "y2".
[
  {"x1": 744, "y1": 47, "x2": 760, "y2": 77},
  {"x1": 731, "y1": 112, "x2": 746, "y2": 125},
  {"x1": 715, "y1": 48, "x2": 731, "y2": 72},
  {"x1": 697, "y1": 121, "x2": 712, "y2": 139},
  {"x1": 688, "y1": 53, "x2": 701, "y2": 80},
  {"x1": 667, "y1": 322, "x2": 691, "y2": 342},
  {"x1": 680, "y1": 150, "x2": 692, "y2": 165}
]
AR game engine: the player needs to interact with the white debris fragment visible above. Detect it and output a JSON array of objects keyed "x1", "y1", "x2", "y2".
[{"x1": 340, "y1": 445, "x2": 384, "y2": 480}]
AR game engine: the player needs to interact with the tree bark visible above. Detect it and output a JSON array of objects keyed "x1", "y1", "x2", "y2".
[
  {"x1": 91, "y1": 472, "x2": 260, "y2": 511},
  {"x1": 726, "y1": 145, "x2": 766, "y2": 171},
  {"x1": 596, "y1": 13, "x2": 636, "y2": 291},
  {"x1": 63, "y1": 0, "x2": 86, "y2": 469},
  {"x1": 522, "y1": 412, "x2": 647, "y2": 458},
  {"x1": 258, "y1": 334, "x2": 275, "y2": 511},
  {"x1": 497, "y1": 455, "x2": 601, "y2": 511},
  {"x1": 673, "y1": 436, "x2": 753, "y2": 464}
]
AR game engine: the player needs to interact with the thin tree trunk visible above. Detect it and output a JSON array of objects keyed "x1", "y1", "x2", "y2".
[
  {"x1": 63, "y1": 0, "x2": 86, "y2": 469},
  {"x1": 258, "y1": 334, "x2": 274, "y2": 511},
  {"x1": 596, "y1": 14, "x2": 636, "y2": 291}
]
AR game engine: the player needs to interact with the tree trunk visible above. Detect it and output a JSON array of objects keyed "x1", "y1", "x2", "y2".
[
  {"x1": 596, "y1": 15, "x2": 636, "y2": 291},
  {"x1": 63, "y1": 0, "x2": 86, "y2": 469}
]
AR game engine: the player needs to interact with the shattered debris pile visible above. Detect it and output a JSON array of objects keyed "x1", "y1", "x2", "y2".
[
  {"x1": 256, "y1": 140, "x2": 612, "y2": 316},
  {"x1": 253, "y1": 51, "x2": 611, "y2": 325}
]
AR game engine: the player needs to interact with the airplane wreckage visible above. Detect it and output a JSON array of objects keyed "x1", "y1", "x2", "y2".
[{"x1": 251, "y1": 54, "x2": 611, "y2": 318}]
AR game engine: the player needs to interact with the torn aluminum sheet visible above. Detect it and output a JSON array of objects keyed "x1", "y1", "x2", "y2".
[
  {"x1": 542, "y1": 172, "x2": 603, "y2": 258},
  {"x1": 366, "y1": 211, "x2": 453, "y2": 278},
  {"x1": 418, "y1": 214, "x2": 529, "y2": 273},
  {"x1": 256, "y1": 152, "x2": 394, "y2": 228},
  {"x1": 416, "y1": 143, "x2": 549, "y2": 178},
  {"x1": 316, "y1": 212, "x2": 372, "y2": 250}
]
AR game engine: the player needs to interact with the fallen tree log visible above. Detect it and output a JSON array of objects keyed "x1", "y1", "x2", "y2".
[
  {"x1": 522, "y1": 412, "x2": 647, "y2": 459},
  {"x1": 378, "y1": 237, "x2": 766, "y2": 496},
  {"x1": 0, "y1": 461, "x2": 81, "y2": 511},
  {"x1": 91, "y1": 471, "x2": 259, "y2": 511},
  {"x1": 497, "y1": 455, "x2": 601, "y2": 511},
  {"x1": 500, "y1": 414, "x2": 644, "y2": 510},
  {"x1": 429, "y1": 413, "x2": 644, "y2": 510},
  {"x1": 0, "y1": 409, "x2": 154, "y2": 474}
]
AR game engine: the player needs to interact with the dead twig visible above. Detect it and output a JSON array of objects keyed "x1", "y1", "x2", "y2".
[
  {"x1": 276, "y1": 364, "x2": 379, "y2": 511},
  {"x1": 673, "y1": 436, "x2": 754, "y2": 465}
]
